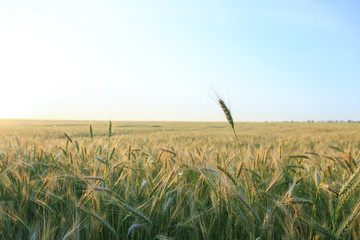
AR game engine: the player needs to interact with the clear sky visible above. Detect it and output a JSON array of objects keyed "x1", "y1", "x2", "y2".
[{"x1": 1, "y1": 1, "x2": 359, "y2": 122}]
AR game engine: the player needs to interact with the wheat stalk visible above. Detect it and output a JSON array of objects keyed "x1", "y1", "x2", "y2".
[
  {"x1": 108, "y1": 121, "x2": 112, "y2": 138},
  {"x1": 89, "y1": 125, "x2": 93, "y2": 138},
  {"x1": 217, "y1": 97, "x2": 244, "y2": 163}
]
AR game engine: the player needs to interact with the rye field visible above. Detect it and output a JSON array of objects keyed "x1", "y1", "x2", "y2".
[{"x1": 0, "y1": 119, "x2": 360, "y2": 239}]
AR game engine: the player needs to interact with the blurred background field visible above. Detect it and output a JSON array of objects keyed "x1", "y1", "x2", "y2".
[{"x1": 1, "y1": 120, "x2": 359, "y2": 151}]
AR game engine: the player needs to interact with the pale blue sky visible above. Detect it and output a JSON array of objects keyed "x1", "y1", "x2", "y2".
[{"x1": 0, "y1": 1, "x2": 359, "y2": 121}]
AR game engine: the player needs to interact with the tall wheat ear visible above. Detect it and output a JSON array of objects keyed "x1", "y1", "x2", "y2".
[
  {"x1": 218, "y1": 98, "x2": 234, "y2": 129},
  {"x1": 216, "y1": 94, "x2": 244, "y2": 162}
]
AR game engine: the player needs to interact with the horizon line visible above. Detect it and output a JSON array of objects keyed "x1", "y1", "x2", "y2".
[{"x1": 0, "y1": 118, "x2": 359, "y2": 123}]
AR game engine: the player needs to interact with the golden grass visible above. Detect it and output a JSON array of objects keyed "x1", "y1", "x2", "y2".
[{"x1": 0, "y1": 119, "x2": 359, "y2": 239}]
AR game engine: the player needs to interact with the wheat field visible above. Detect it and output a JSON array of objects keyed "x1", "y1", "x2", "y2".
[{"x1": 0, "y1": 118, "x2": 360, "y2": 239}]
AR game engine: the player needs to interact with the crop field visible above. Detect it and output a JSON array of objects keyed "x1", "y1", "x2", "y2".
[{"x1": 0, "y1": 119, "x2": 360, "y2": 239}]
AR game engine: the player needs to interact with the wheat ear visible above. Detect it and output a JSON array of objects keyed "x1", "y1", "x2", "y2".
[{"x1": 218, "y1": 97, "x2": 244, "y2": 162}]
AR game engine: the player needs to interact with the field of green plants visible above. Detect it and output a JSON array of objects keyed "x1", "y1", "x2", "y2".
[{"x1": 0, "y1": 118, "x2": 360, "y2": 239}]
